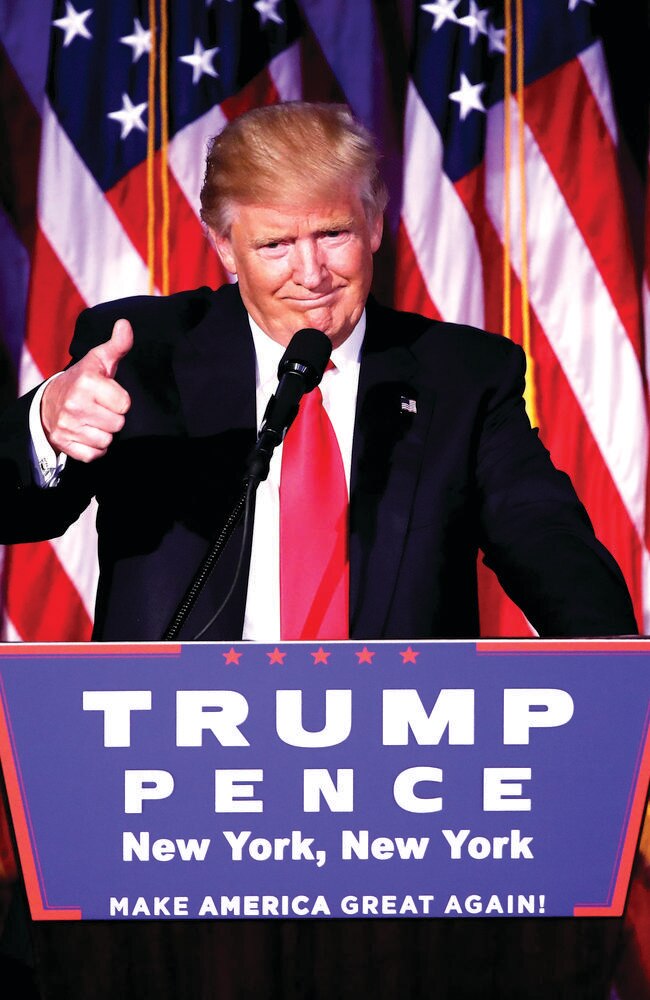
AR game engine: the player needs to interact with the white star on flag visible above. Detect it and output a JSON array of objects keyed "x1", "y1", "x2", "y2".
[
  {"x1": 119, "y1": 18, "x2": 151, "y2": 63},
  {"x1": 179, "y1": 38, "x2": 220, "y2": 84},
  {"x1": 458, "y1": 0, "x2": 489, "y2": 45},
  {"x1": 449, "y1": 72, "x2": 486, "y2": 120},
  {"x1": 568, "y1": 0, "x2": 595, "y2": 9},
  {"x1": 254, "y1": 0, "x2": 284, "y2": 27},
  {"x1": 52, "y1": 2, "x2": 93, "y2": 47},
  {"x1": 107, "y1": 93, "x2": 148, "y2": 139},
  {"x1": 487, "y1": 21, "x2": 506, "y2": 55},
  {"x1": 421, "y1": 0, "x2": 460, "y2": 31}
]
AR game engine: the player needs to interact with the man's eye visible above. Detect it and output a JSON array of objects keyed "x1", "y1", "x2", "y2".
[{"x1": 258, "y1": 241, "x2": 287, "y2": 254}]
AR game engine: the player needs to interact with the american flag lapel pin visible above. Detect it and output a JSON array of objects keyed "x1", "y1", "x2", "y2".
[{"x1": 400, "y1": 395, "x2": 417, "y2": 415}]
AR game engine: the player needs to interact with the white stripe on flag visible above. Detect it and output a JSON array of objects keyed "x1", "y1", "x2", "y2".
[
  {"x1": 39, "y1": 100, "x2": 152, "y2": 306},
  {"x1": 267, "y1": 41, "x2": 302, "y2": 102},
  {"x1": 18, "y1": 343, "x2": 45, "y2": 396},
  {"x1": 167, "y1": 106, "x2": 229, "y2": 223},
  {"x1": 168, "y1": 45, "x2": 303, "y2": 224},
  {"x1": 2, "y1": 617, "x2": 23, "y2": 643},
  {"x1": 578, "y1": 41, "x2": 619, "y2": 145},
  {"x1": 401, "y1": 81, "x2": 485, "y2": 327},
  {"x1": 49, "y1": 499, "x2": 99, "y2": 620},
  {"x1": 485, "y1": 98, "x2": 648, "y2": 540}
]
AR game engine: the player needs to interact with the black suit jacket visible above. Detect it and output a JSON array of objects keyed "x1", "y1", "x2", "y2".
[{"x1": 0, "y1": 284, "x2": 637, "y2": 639}]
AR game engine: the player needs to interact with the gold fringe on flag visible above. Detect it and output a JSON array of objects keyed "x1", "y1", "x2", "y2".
[
  {"x1": 159, "y1": 0, "x2": 170, "y2": 296},
  {"x1": 145, "y1": 1, "x2": 171, "y2": 295},
  {"x1": 503, "y1": 0, "x2": 538, "y2": 427},
  {"x1": 502, "y1": 0, "x2": 513, "y2": 342},
  {"x1": 146, "y1": 0, "x2": 157, "y2": 294}
]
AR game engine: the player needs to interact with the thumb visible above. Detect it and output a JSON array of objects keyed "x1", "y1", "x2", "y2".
[{"x1": 91, "y1": 319, "x2": 134, "y2": 378}]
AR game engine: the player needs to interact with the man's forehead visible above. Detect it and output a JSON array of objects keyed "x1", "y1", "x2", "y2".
[{"x1": 229, "y1": 191, "x2": 365, "y2": 231}]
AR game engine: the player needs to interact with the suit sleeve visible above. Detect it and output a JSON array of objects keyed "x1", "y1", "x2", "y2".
[
  {"x1": 475, "y1": 342, "x2": 638, "y2": 636},
  {"x1": 0, "y1": 308, "x2": 103, "y2": 544}
]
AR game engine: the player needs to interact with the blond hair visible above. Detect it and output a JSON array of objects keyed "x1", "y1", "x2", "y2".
[{"x1": 200, "y1": 102, "x2": 388, "y2": 235}]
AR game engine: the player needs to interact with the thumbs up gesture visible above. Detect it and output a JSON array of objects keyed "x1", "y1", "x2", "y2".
[{"x1": 41, "y1": 319, "x2": 133, "y2": 462}]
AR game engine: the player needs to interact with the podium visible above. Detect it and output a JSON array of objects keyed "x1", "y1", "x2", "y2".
[{"x1": 0, "y1": 640, "x2": 648, "y2": 997}]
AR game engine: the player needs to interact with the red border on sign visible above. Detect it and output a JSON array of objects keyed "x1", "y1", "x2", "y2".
[
  {"x1": 0, "y1": 643, "x2": 181, "y2": 656},
  {"x1": 477, "y1": 640, "x2": 649, "y2": 653},
  {"x1": 0, "y1": 643, "x2": 180, "y2": 918},
  {"x1": 573, "y1": 709, "x2": 650, "y2": 917},
  {"x1": 477, "y1": 639, "x2": 650, "y2": 916},
  {"x1": 0, "y1": 675, "x2": 81, "y2": 919}
]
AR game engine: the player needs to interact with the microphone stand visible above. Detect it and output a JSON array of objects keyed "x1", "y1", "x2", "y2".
[
  {"x1": 161, "y1": 440, "x2": 278, "y2": 641},
  {"x1": 162, "y1": 477, "x2": 256, "y2": 641}
]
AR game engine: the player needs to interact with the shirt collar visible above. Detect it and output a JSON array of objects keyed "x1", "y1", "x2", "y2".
[{"x1": 249, "y1": 311, "x2": 366, "y2": 392}]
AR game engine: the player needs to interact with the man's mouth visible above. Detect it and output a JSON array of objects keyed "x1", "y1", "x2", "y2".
[{"x1": 288, "y1": 290, "x2": 339, "y2": 305}]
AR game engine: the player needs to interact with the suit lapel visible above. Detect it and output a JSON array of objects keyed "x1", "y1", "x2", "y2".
[
  {"x1": 170, "y1": 285, "x2": 257, "y2": 639},
  {"x1": 349, "y1": 300, "x2": 434, "y2": 637},
  {"x1": 172, "y1": 284, "x2": 257, "y2": 440}
]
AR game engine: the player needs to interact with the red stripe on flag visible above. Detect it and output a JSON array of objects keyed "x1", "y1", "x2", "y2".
[
  {"x1": 393, "y1": 219, "x2": 442, "y2": 320},
  {"x1": 3, "y1": 543, "x2": 92, "y2": 641},
  {"x1": 105, "y1": 160, "x2": 227, "y2": 294},
  {"x1": 477, "y1": 561, "x2": 533, "y2": 637},
  {"x1": 452, "y1": 169, "x2": 644, "y2": 627},
  {"x1": 24, "y1": 228, "x2": 87, "y2": 377},
  {"x1": 453, "y1": 163, "x2": 506, "y2": 336},
  {"x1": 524, "y1": 59, "x2": 644, "y2": 362},
  {"x1": 106, "y1": 65, "x2": 285, "y2": 296},
  {"x1": 0, "y1": 794, "x2": 16, "y2": 883},
  {"x1": 219, "y1": 66, "x2": 281, "y2": 122},
  {"x1": 166, "y1": 171, "x2": 229, "y2": 294},
  {"x1": 395, "y1": 194, "x2": 531, "y2": 635},
  {"x1": 527, "y1": 298, "x2": 643, "y2": 625}
]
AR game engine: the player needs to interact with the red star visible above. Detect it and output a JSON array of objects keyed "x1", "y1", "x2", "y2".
[
  {"x1": 356, "y1": 646, "x2": 375, "y2": 664},
  {"x1": 267, "y1": 647, "x2": 286, "y2": 664},
  {"x1": 311, "y1": 647, "x2": 330, "y2": 664},
  {"x1": 223, "y1": 647, "x2": 242, "y2": 665},
  {"x1": 400, "y1": 646, "x2": 419, "y2": 664}
]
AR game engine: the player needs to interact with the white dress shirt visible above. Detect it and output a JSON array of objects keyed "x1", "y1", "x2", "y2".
[
  {"x1": 243, "y1": 313, "x2": 364, "y2": 640},
  {"x1": 30, "y1": 375, "x2": 67, "y2": 487}
]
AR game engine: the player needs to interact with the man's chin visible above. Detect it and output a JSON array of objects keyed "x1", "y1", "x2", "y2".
[{"x1": 290, "y1": 303, "x2": 338, "y2": 337}]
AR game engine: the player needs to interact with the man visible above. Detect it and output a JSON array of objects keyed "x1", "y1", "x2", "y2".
[{"x1": 0, "y1": 101, "x2": 637, "y2": 640}]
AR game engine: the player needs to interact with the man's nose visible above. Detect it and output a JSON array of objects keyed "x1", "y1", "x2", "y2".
[{"x1": 292, "y1": 240, "x2": 327, "y2": 288}]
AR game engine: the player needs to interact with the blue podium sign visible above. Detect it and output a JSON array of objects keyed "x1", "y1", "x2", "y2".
[{"x1": 0, "y1": 640, "x2": 648, "y2": 920}]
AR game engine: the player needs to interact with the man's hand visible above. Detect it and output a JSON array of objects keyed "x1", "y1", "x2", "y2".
[{"x1": 41, "y1": 318, "x2": 133, "y2": 463}]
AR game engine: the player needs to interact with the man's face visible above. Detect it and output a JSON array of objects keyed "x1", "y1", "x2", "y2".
[{"x1": 211, "y1": 188, "x2": 383, "y2": 348}]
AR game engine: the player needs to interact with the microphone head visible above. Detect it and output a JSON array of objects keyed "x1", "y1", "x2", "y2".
[{"x1": 278, "y1": 328, "x2": 332, "y2": 391}]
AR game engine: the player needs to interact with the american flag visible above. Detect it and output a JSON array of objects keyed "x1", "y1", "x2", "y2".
[
  {"x1": 0, "y1": 1, "x2": 648, "y2": 969},
  {"x1": 1, "y1": 0, "x2": 647, "y2": 643},
  {"x1": 397, "y1": 0, "x2": 649, "y2": 637}
]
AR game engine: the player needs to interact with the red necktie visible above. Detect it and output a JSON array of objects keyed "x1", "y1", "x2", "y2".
[{"x1": 279, "y1": 375, "x2": 349, "y2": 640}]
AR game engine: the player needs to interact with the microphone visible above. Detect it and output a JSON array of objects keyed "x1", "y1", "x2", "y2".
[{"x1": 247, "y1": 328, "x2": 332, "y2": 485}]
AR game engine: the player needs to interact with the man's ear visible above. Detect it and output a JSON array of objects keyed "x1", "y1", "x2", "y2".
[
  {"x1": 370, "y1": 212, "x2": 383, "y2": 253},
  {"x1": 208, "y1": 227, "x2": 237, "y2": 275}
]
